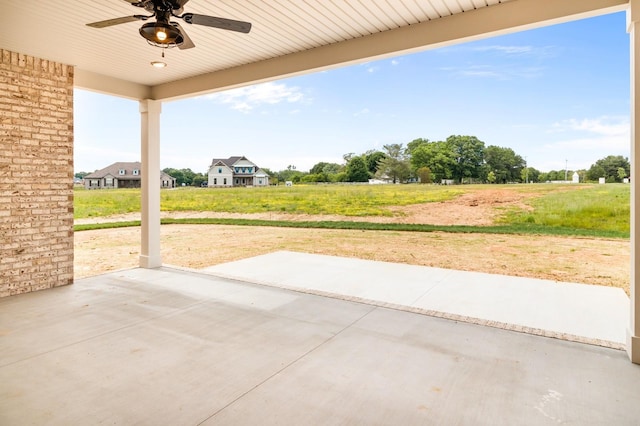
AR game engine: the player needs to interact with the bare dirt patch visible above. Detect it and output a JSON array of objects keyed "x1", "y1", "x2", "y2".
[
  {"x1": 75, "y1": 186, "x2": 629, "y2": 294},
  {"x1": 387, "y1": 189, "x2": 536, "y2": 225},
  {"x1": 75, "y1": 224, "x2": 630, "y2": 294}
]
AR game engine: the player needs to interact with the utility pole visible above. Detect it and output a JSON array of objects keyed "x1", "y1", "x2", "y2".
[
  {"x1": 565, "y1": 159, "x2": 568, "y2": 182},
  {"x1": 525, "y1": 156, "x2": 528, "y2": 184}
]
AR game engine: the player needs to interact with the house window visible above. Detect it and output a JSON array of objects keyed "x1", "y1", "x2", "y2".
[
  {"x1": 218, "y1": 168, "x2": 222, "y2": 173},
  {"x1": 258, "y1": 179, "x2": 263, "y2": 185},
  {"x1": 133, "y1": 169, "x2": 139, "y2": 175},
  {"x1": 235, "y1": 179, "x2": 238, "y2": 184},
  {"x1": 105, "y1": 177, "x2": 113, "y2": 186},
  {"x1": 248, "y1": 167, "x2": 253, "y2": 173},
  {"x1": 119, "y1": 169, "x2": 125, "y2": 175},
  {"x1": 214, "y1": 178, "x2": 217, "y2": 185}
]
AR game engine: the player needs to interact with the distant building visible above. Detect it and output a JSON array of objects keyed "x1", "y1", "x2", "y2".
[
  {"x1": 207, "y1": 156, "x2": 270, "y2": 187},
  {"x1": 572, "y1": 172, "x2": 580, "y2": 183},
  {"x1": 84, "y1": 162, "x2": 176, "y2": 189}
]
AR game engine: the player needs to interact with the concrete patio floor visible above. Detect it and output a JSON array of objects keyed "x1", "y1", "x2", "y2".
[
  {"x1": 1, "y1": 255, "x2": 639, "y2": 424},
  {"x1": 204, "y1": 251, "x2": 630, "y2": 347}
]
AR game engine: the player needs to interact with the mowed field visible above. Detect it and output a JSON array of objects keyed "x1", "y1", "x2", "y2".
[{"x1": 74, "y1": 183, "x2": 631, "y2": 293}]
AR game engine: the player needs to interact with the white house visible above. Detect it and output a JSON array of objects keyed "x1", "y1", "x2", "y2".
[{"x1": 208, "y1": 156, "x2": 270, "y2": 187}]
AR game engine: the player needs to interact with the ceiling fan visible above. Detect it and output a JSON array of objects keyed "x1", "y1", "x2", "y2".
[{"x1": 86, "y1": 0, "x2": 251, "y2": 50}]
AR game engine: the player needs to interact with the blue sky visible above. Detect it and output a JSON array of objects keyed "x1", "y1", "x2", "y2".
[{"x1": 74, "y1": 11, "x2": 630, "y2": 175}]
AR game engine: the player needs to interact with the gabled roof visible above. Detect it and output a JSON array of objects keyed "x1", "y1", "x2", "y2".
[
  {"x1": 85, "y1": 162, "x2": 142, "y2": 180},
  {"x1": 85, "y1": 162, "x2": 175, "y2": 181},
  {"x1": 210, "y1": 160, "x2": 233, "y2": 169},
  {"x1": 210, "y1": 156, "x2": 258, "y2": 169},
  {"x1": 210, "y1": 157, "x2": 243, "y2": 168}
]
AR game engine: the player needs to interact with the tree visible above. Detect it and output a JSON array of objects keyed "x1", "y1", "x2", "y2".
[
  {"x1": 525, "y1": 167, "x2": 541, "y2": 183},
  {"x1": 308, "y1": 162, "x2": 342, "y2": 182},
  {"x1": 163, "y1": 168, "x2": 184, "y2": 185},
  {"x1": 310, "y1": 162, "x2": 330, "y2": 175},
  {"x1": 487, "y1": 171, "x2": 496, "y2": 184},
  {"x1": 483, "y1": 146, "x2": 524, "y2": 184},
  {"x1": 345, "y1": 156, "x2": 370, "y2": 182},
  {"x1": 406, "y1": 138, "x2": 430, "y2": 155},
  {"x1": 618, "y1": 167, "x2": 627, "y2": 180},
  {"x1": 364, "y1": 151, "x2": 386, "y2": 175},
  {"x1": 261, "y1": 167, "x2": 275, "y2": 178},
  {"x1": 322, "y1": 163, "x2": 343, "y2": 175},
  {"x1": 376, "y1": 143, "x2": 411, "y2": 183},
  {"x1": 416, "y1": 166, "x2": 432, "y2": 184},
  {"x1": 277, "y1": 168, "x2": 306, "y2": 183},
  {"x1": 342, "y1": 152, "x2": 355, "y2": 163},
  {"x1": 586, "y1": 155, "x2": 630, "y2": 182},
  {"x1": 75, "y1": 171, "x2": 89, "y2": 179},
  {"x1": 192, "y1": 173, "x2": 207, "y2": 187},
  {"x1": 163, "y1": 168, "x2": 201, "y2": 186},
  {"x1": 410, "y1": 141, "x2": 456, "y2": 182},
  {"x1": 446, "y1": 135, "x2": 485, "y2": 183}
]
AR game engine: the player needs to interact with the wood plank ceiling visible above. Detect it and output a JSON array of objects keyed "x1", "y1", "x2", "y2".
[{"x1": 0, "y1": 0, "x2": 627, "y2": 100}]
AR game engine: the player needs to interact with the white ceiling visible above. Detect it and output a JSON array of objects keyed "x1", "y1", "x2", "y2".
[{"x1": 0, "y1": 0, "x2": 628, "y2": 101}]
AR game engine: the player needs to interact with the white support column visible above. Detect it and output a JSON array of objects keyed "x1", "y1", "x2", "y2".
[
  {"x1": 628, "y1": 1, "x2": 640, "y2": 364},
  {"x1": 139, "y1": 99, "x2": 162, "y2": 269}
]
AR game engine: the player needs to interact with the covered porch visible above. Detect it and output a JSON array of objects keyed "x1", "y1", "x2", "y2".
[
  {"x1": 2, "y1": 260, "x2": 639, "y2": 424},
  {"x1": 1, "y1": 8, "x2": 640, "y2": 425}
]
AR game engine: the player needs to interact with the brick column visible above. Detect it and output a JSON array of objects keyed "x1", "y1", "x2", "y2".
[{"x1": 0, "y1": 50, "x2": 74, "y2": 296}]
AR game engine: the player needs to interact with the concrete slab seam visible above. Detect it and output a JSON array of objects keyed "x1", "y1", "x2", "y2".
[
  {"x1": 195, "y1": 305, "x2": 377, "y2": 425},
  {"x1": 195, "y1": 267, "x2": 626, "y2": 351}
]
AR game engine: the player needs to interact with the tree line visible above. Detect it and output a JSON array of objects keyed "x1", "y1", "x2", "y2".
[
  {"x1": 265, "y1": 135, "x2": 631, "y2": 185},
  {"x1": 74, "y1": 135, "x2": 630, "y2": 185}
]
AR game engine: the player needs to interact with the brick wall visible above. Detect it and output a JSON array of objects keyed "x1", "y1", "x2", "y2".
[{"x1": 0, "y1": 49, "x2": 74, "y2": 297}]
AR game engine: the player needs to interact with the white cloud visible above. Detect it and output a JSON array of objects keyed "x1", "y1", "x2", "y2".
[
  {"x1": 203, "y1": 82, "x2": 305, "y2": 113},
  {"x1": 550, "y1": 116, "x2": 629, "y2": 137},
  {"x1": 537, "y1": 116, "x2": 630, "y2": 169},
  {"x1": 354, "y1": 108, "x2": 370, "y2": 116},
  {"x1": 455, "y1": 65, "x2": 502, "y2": 78},
  {"x1": 441, "y1": 64, "x2": 544, "y2": 79},
  {"x1": 442, "y1": 44, "x2": 557, "y2": 58},
  {"x1": 542, "y1": 134, "x2": 629, "y2": 152},
  {"x1": 391, "y1": 59, "x2": 400, "y2": 66},
  {"x1": 473, "y1": 45, "x2": 534, "y2": 55}
]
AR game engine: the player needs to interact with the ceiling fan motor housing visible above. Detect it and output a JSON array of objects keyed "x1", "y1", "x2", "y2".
[{"x1": 139, "y1": 21, "x2": 184, "y2": 46}]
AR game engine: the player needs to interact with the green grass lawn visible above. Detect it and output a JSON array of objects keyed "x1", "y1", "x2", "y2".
[
  {"x1": 74, "y1": 183, "x2": 630, "y2": 238},
  {"x1": 74, "y1": 184, "x2": 465, "y2": 218},
  {"x1": 498, "y1": 184, "x2": 630, "y2": 234}
]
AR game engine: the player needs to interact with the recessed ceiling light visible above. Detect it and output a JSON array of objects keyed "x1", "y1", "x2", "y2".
[{"x1": 151, "y1": 61, "x2": 167, "y2": 68}]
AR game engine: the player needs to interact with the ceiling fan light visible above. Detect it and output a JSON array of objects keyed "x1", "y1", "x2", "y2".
[
  {"x1": 150, "y1": 61, "x2": 167, "y2": 68},
  {"x1": 140, "y1": 22, "x2": 182, "y2": 46},
  {"x1": 156, "y1": 29, "x2": 167, "y2": 41}
]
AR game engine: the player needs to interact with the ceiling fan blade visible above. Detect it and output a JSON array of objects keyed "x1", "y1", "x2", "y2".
[
  {"x1": 174, "y1": 22, "x2": 195, "y2": 50},
  {"x1": 86, "y1": 15, "x2": 145, "y2": 28},
  {"x1": 182, "y1": 13, "x2": 251, "y2": 34}
]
